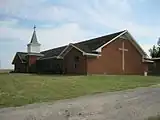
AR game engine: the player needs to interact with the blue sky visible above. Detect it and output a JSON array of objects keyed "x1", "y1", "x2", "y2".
[{"x1": 0, "y1": 0, "x2": 160, "y2": 69}]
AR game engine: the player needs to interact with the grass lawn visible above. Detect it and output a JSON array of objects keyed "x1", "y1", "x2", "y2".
[
  {"x1": 0, "y1": 69, "x2": 12, "y2": 73},
  {"x1": 147, "y1": 116, "x2": 160, "y2": 120},
  {"x1": 0, "y1": 73, "x2": 160, "y2": 108}
]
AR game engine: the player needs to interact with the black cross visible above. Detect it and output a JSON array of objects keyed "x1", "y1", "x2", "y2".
[{"x1": 34, "y1": 25, "x2": 36, "y2": 31}]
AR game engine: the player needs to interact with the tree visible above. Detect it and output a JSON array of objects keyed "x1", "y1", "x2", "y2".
[
  {"x1": 149, "y1": 45, "x2": 159, "y2": 58},
  {"x1": 149, "y1": 38, "x2": 160, "y2": 58}
]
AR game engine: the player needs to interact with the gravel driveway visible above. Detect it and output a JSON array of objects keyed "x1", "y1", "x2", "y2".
[{"x1": 0, "y1": 87, "x2": 160, "y2": 120}]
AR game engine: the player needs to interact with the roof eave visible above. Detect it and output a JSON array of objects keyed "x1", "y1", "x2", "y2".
[
  {"x1": 95, "y1": 30, "x2": 147, "y2": 58},
  {"x1": 142, "y1": 57, "x2": 154, "y2": 63},
  {"x1": 151, "y1": 57, "x2": 160, "y2": 60},
  {"x1": 95, "y1": 30, "x2": 127, "y2": 52},
  {"x1": 12, "y1": 52, "x2": 26, "y2": 64},
  {"x1": 27, "y1": 53, "x2": 44, "y2": 56},
  {"x1": 83, "y1": 52, "x2": 101, "y2": 56},
  {"x1": 38, "y1": 56, "x2": 63, "y2": 60}
]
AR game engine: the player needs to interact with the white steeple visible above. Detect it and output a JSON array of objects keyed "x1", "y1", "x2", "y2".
[{"x1": 27, "y1": 25, "x2": 41, "y2": 53}]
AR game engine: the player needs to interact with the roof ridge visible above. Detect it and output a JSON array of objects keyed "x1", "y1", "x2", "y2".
[
  {"x1": 41, "y1": 30, "x2": 126, "y2": 53},
  {"x1": 41, "y1": 45, "x2": 67, "y2": 53},
  {"x1": 40, "y1": 30, "x2": 127, "y2": 59},
  {"x1": 17, "y1": 52, "x2": 27, "y2": 54},
  {"x1": 73, "y1": 30, "x2": 126, "y2": 45}
]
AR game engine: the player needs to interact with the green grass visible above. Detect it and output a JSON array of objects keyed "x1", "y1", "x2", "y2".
[
  {"x1": 0, "y1": 69, "x2": 12, "y2": 73},
  {"x1": 147, "y1": 115, "x2": 160, "y2": 120},
  {"x1": 0, "y1": 73, "x2": 160, "y2": 108}
]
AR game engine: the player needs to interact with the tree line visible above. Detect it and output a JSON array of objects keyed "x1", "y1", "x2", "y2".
[{"x1": 149, "y1": 39, "x2": 160, "y2": 58}]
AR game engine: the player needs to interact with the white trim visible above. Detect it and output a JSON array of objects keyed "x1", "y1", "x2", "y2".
[
  {"x1": 71, "y1": 44, "x2": 101, "y2": 57},
  {"x1": 83, "y1": 53, "x2": 101, "y2": 56},
  {"x1": 96, "y1": 30, "x2": 127, "y2": 52},
  {"x1": 151, "y1": 57, "x2": 160, "y2": 60},
  {"x1": 40, "y1": 43, "x2": 101, "y2": 60},
  {"x1": 12, "y1": 53, "x2": 26, "y2": 64},
  {"x1": 58, "y1": 45, "x2": 70, "y2": 57},
  {"x1": 96, "y1": 30, "x2": 147, "y2": 58},
  {"x1": 57, "y1": 43, "x2": 85, "y2": 58},
  {"x1": 142, "y1": 59, "x2": 154, "y2": 63},
  {"x1": 17, "y1": 54, "x2": 24, "y2": 63},
  {"x1": 39, "y1": 56, "x2": 63, "y2": 60},
  {"x1": 92, "y1": 50, "x2": 101, "y2": 53},
  {"x1": 119, "y1": 36, "x2": 128, "y2": 39},
  {"x1": 126, "y1": 31, "x2": 147, "y2": 57},
  {"x1": 27, "y1": 53, "x2": 44, "y2": 56},
  {"x1": 144, "y1": 60, "x2": 154, "y2": 63},
  {"x1": 60, "y1": 46, "x2": 73, "y2": 58},
  {"x1": 70, "y1": 44, "x2": 85, "y2": 53}
]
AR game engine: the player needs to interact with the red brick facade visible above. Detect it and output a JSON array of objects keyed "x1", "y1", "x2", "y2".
[
  {"x1": 60, "y1": 38, "x2": 147, "y2": 75},
  {"x1": 87, "y1": 38, "x2": 147, "y2": 75},
  {"x1": 27, "y1": 55, "x2": 38, "y2": 73},
  {"x1": 13, "y1": 56, "x2": 26, "y2": 73},
  {"x1": 63, "y1": 47, "x2": 87, "y2": 74},
  {"x1": 15, "y1": 62, "x2": 26, "y2": 73},
  {"x1": 12, "y1": 31, "x2": 150, "y2": 75},
  {"x1": 28, "y1": 56, "x2": 37, "y2": 66}
]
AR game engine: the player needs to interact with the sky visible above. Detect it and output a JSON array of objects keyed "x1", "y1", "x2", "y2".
[{"x1": 0, "y1": 0, "x2": 160, "y2": 69}]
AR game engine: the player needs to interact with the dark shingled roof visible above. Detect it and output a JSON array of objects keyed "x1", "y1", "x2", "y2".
[
  {"x1": 13, "y1": 30, "x2": 125, "y2": 62},
  {"x1": 73, "y1": 30, "x2": 125, "y2": 53},
  {"x1": 40, "y1": 30, "x2": 125, "y2": 59},
  {"x1": 12, "y1": 52, "x2": 27, "y2": 64},
  {"x1": 17, "y1": 52, "x2": 27, "y2": 62},
  {"x1": 40, "y1": 45, "x2": 67, "y2": 59},
  {"x1": 12, "y1": 52, "x2": 44, "y2": 64}
]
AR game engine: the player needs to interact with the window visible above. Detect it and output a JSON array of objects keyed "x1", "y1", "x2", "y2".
[{"x1": 74, "y1": 56, "x2": 79, "y2": 69}]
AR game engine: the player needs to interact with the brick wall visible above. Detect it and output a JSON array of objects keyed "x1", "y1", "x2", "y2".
[{"x1": 87, "y1": 38, "x2": 146, "y2": 75}]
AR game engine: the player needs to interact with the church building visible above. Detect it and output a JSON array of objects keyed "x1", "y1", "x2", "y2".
[{"x1": 12, "y1": 27, "x2": 153, "y2": 75}]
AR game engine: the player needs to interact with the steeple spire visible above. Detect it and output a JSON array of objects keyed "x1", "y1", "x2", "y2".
[
  {"x1": 29, "y1": 25, "x2": 39, "y2": 44},
  {"x1": 27, "y1": 25, "x2": 41, "y2": 53},
  {"x1": 34, "y1": 25, "x2": 36, "y2": 32}
]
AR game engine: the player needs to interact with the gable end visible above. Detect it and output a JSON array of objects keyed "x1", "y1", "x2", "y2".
[
  {"x1": 12, "y1": 53, "x2": 23, "y2": 64},
  {"x1": 95, "y1": 30, "x2": 147, "y2": 58}
]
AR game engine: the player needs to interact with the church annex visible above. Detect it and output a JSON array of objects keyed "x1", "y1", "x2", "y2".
[{"x1": 12, "y1": 28, "x2": 153, "y2": 75}]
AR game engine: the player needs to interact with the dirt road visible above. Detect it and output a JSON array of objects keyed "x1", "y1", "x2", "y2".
[{"x1": 0, "y1": 87, "x2": 160, "y2": 120}]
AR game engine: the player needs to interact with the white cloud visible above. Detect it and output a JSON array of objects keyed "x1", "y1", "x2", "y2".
[
  {"x1": 0, "y1": 0, "x2": 159, "y2": 68},
  {"x1": 0, "y1": 19, "x2": 18, "y2": 27},
  {"x1": 0, "y1": 0, "x2": 76, "y2": 22},
  {"x1": 0, "y1": 0, "x2": 157, "y2": 41},
  {"x1": 0, "y1": 26, "x2": 30, "y2": 40},
  {"x1": 0, "y1": 20, "x2": 94, "y2": 68},
  {"x1": 0, "y1": 21, "x2": 94, "y2": 51},
  {"x1": 37, "y1": 23, "x2": 94, "y2": 51},
  {"x1": 140, "y1": 44, "x2": 153, "y2": 56}
]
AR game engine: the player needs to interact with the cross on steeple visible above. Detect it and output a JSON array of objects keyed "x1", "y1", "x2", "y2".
[
  {"x1": 34, "y1": 25, "x2": 36, "y2": 31},
  {"x1": 28, "y1": 25, "x2": 40, "y2": 44},
  {"x1": 27, "y1": 26, "x2": 41, "y2": 53}
]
